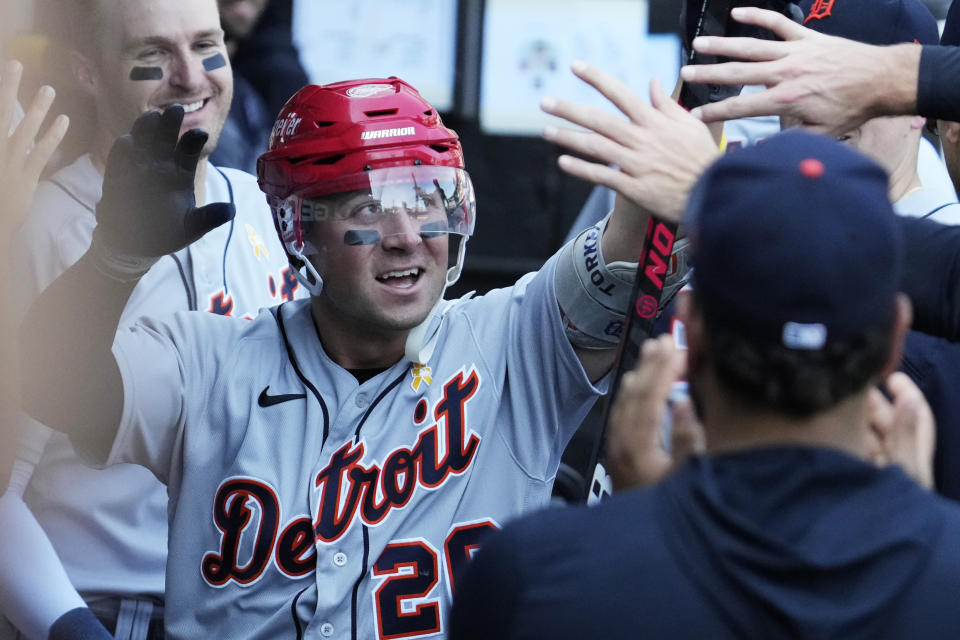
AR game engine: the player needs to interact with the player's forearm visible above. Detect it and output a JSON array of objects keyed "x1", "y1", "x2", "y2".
[
  {"x1": 19, "y1": 252, "x2": 136, "y2": 460},
  {"x1": 0, "y1": 492, "x2": 88, "y2": 640},
  {"x1": 879, "y1": 44, "x2": 920, "y2": 116},
  {"x1": 829, "y1": 43, "x2": 919, "y2": 121},
  {"x1": 601, "y1": 196, "x2": 652, "y2": 264}
]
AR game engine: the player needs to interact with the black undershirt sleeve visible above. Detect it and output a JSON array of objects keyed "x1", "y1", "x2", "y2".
[
  {"x1": 899, "y1": 216, "x2": 960, "y2": 341},
  {"x1": 48, "y1": 608, "x2": 113, "y2": 640},
  {"x1": 917, "y1": 46, "x2": 960, "y2": 121}
]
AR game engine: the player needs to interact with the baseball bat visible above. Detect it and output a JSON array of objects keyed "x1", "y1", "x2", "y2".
[{"x1": 583, "y1": 0, "x2": 803, "y2": 503}]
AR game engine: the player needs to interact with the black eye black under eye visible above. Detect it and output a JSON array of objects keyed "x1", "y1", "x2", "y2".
[
  {"x1": 203, "y1": 53, "x2": 227, "y2": 71},
  {"x1": 130, "y1": 66, "x2": 163, "y2": 81}
]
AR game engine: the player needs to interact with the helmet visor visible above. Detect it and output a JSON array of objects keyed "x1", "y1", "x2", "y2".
[{"x1": 283, "y1": 165, "x2": 476, "y2": 257}]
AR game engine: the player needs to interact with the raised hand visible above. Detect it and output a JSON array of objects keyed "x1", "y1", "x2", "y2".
[
  {"x1": 679, "y1": 7, "x2": 919, "y2": 136},
  {"x1": 678, "y1": 0, "x2": 804, "y2": 109},
  {"x1": 0, "y1": 59, "x2": 69, "y2": 239},
  {"x1": 0, "y1": 60, "x2": 68, "y2": 488},
  {"x1": 867, "y1": 372, "x2": 935, "y2": 489},
  {"x1": 541, "y1": 61, "x2": 719, "y2": 224},
  {"x1": 91, "y1": 105, "x2": 235, "y2": 280},
  {"x1": 606, "y1": 334, "x2": 705, "y2": 491}
]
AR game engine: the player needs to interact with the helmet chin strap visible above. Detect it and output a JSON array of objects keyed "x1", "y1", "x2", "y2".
[
  {"x1": 294, "y1": 249, "x2": 324, "y2": 295},
  {"x1": 404, "y1": 236, "x2": 469, "y2": 364}
]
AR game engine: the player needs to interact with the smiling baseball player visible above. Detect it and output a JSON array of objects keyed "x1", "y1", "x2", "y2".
[{"x1": 18, "y1": 69, "x2": 657, "y2": 638}]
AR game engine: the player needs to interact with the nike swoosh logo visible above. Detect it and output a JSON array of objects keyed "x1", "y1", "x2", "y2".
[{"x1": 258, "y1": 386, "x2": 306, "y2": 407}]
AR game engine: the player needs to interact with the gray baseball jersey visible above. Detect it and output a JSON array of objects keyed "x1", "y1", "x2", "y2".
[
  {"x1": 9, "y1": 153, "x2": 301, "y2": 599},
  {"x1": 894, "y1": 178, "x2": 960, "y2": 225},
  {"x1": 100, "y1": 250, "x2": 604, "y2": 639}
]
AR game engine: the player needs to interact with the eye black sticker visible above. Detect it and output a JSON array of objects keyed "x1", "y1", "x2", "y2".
[
  {"x1": 344, "y1": 230, "x2": 381, "y2": 246},
  {"x1": 202, "y1": 53, "x2": 227, "y2": 71},
  {"x1": 129, "y1": 66, "x2": 163, "y2": 81}
]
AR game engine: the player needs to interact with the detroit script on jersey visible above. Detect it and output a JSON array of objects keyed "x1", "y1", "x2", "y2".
[
  {"x1": 201, "y1": 370, "x2": 482, "y2": 584},
  {"x1": 195, "y1": 366, "x2": 503, "y2": 639}
]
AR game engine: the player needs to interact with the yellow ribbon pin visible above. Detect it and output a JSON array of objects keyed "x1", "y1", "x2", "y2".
[{"x1": 411, "y1": 364, "x2": 432, "y2": 391}]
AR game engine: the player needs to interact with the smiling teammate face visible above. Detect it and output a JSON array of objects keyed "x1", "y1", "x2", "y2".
[{"x1": 85, "y1": 0, "x2": 233, "y2": 159}]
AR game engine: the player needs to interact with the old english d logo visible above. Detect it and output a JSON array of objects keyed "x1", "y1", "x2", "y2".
[{"x1": 804, "y1": 0, "x2": 835, "y2": 23}]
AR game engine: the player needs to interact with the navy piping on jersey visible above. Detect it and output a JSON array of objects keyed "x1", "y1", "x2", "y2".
[
  {"x1": 213, "y1": 165, "x2": 236, "y2": 296},
  {"x1": 290, "y1": 585, "x2": 310, "y2": 640},
  {"x1": 51, "y1": 179, "x2": 95, "y2": 214},
  {"x1": 171, "y1": 253, "x2": 198, "y2": 310},
  {"x1": 353, "y1": 371, "x2": 407, "y2": 440},
  {"x1": 351, "y1": 525, "x2": 372, "y2": 640},
  {"x1": 346, "y1": 371, "x2": 407, "y2": 637},
  {"x1": 273, "y1": 303, "x2": 330, "y2": 444},
  {"x1": 922, "y1": 202, "x2": 955, "y2": 219}
]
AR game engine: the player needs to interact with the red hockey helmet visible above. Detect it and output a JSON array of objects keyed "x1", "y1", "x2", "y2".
[{"x1": 258, "y1": 77, "x2": 476, "y2": 293}]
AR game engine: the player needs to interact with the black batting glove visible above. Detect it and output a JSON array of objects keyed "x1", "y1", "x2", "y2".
[{"x1": 90, "y1": 105, "x2": 235, "y2": 281}]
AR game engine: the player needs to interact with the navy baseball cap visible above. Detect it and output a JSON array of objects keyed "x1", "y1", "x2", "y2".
[
  {"x1": 800, "y1": 0, "x2": 939, "y2": 45},
  {"x1": 686, "y1": 130, "x2": 903, "y2": 350}
]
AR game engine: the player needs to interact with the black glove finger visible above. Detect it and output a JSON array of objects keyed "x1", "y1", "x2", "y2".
[
  {"x1": 96, "y1": 133, "x2": 137, "y2": 223},
  {"x1": 130, "y1": 110, "x2": 161, "y2": 155},
  {"x1": 183, "y1": 202, "x2": 235, "y2": 245},
  {"x1": 155, "y1": 104, "x2": 185, "y2": 161},
  {"x1": 174, "y1": 128, "x2": 209, "y2": 177},
  {"x1": 104, "y1": 133, "x2": 136, "y2": 177}
]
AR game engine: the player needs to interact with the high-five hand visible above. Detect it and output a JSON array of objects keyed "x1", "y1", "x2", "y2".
[
  {"x1": 91, "y1": 105, "x2": 235, "y2": 281},
  {"x1": 0, "y1": 59, "x2": 69, "y2": 240},
  {"x1": 541, "y1": 61, "x2": 719, "y2": 224}
]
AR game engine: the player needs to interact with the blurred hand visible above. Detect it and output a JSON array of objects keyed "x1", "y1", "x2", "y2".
[
  {"x1": 0, "y1": 59, "x2": 68, "y2": 488},
  {"x1": 606, "y1": 334, "x2": 705, "y2": 491},
  {"x1": 0, "y1": 59, "x2": 69, "y2": 240},
  {"x1": 541, "y1": 61, "x2": 719, "y2": 224},
  {"x1": 867, "y1": 372, "x2": 935, "y2": 489}
]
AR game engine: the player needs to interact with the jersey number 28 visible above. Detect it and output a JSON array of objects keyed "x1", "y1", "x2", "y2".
[{"x1": 372, "y1": 520, "x2": 497, "y2": 639}]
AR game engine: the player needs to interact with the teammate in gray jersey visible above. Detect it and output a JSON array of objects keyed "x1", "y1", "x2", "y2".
[
  {"x1": 15, "y1": 59, "x2": 714, "y2": 637},
  {"x1": 0, "y1": 1, "x2": 301, "y2": 638}
]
